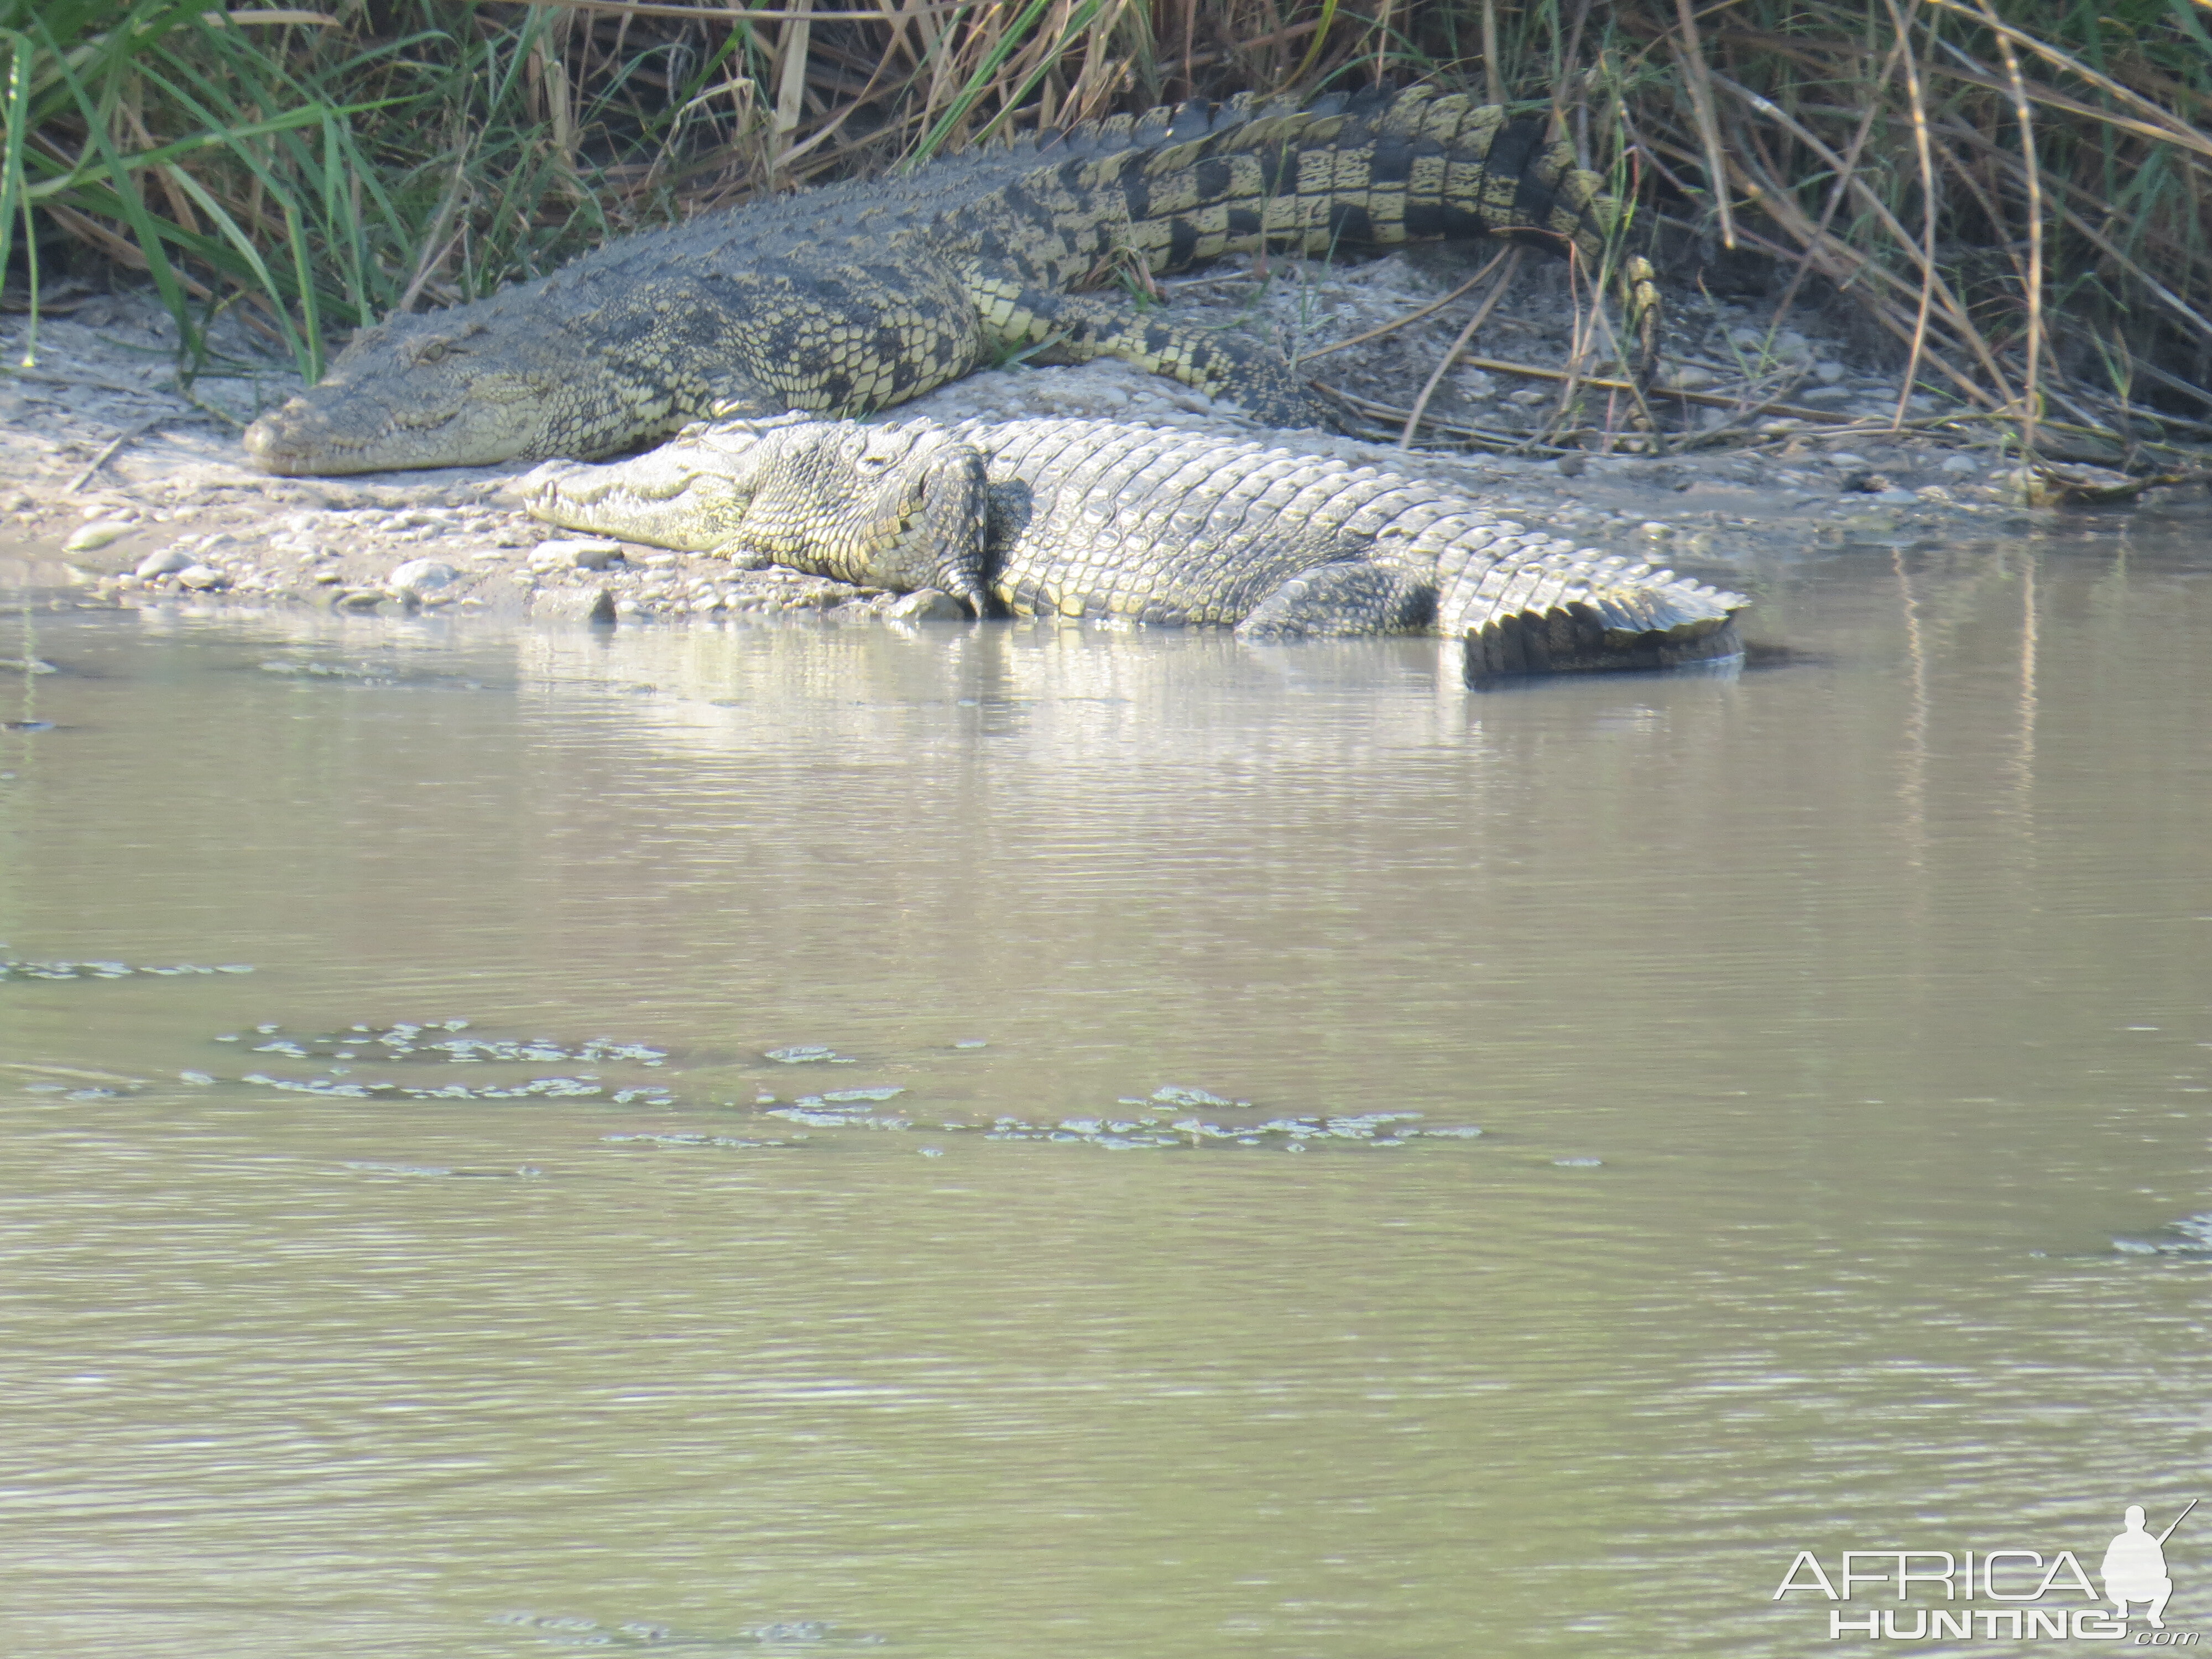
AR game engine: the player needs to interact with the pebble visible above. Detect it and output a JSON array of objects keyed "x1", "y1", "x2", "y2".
[
  {"x1": 387, "y1": 558, "x2": 459, "y2": 595},
  {"x1": 1940, "y1": 453, "x2": 1980, "y2": 474},
  {"x1": 134, "y1": 545, "x2": 195, "y2": 578},
  {"x1": 529, "y1": 587, "x2": 617, "y2": 624},
  {"x1": 531, "y1": 538, "x2": 625, "y2": 571},
  {"x1": 176, "y1": 564, "x2": 226, "y2": 590},
  {"x1": 65, "y1": 519, "x2": 135, "y2": 552},
  {"x1": 885, "y1": 589, "x2": 964, "y2": 622}
]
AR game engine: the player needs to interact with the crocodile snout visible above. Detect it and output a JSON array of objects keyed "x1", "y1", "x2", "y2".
[{"x1": 241, "y1": 405, "x2": 310, "y2": 475}]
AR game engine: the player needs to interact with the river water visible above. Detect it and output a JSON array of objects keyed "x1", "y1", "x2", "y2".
[{"x1": 2, "y1": 512, "x2": 2209, "y2": 1657}]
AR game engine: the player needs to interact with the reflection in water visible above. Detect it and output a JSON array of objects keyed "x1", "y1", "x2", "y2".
[{"x1": 1, "y1": 524, "x2": 2210, "y2": 1658}]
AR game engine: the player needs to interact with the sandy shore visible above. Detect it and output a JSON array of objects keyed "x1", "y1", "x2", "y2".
[{"x1": 0, "y1": 251, "x2": 2113, "y2": 627}]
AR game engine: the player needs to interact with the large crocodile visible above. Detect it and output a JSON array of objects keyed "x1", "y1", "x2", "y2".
[
  {"x1": 243, "y1": 85, "x2": 1659, "y2": 476},
  {"x1": 519, "y1": 415, "x2": 1746, "y2": 675}
]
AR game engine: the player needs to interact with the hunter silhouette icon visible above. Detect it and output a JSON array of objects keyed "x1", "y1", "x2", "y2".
[{"x1": 2104, "y1": 1500, "x2": 2195, "y2": 1627}]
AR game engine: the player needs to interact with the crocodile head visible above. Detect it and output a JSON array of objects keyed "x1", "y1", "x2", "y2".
[
  {"x1": 521, "y1": 418, "x2": 992, "y2": 613},
  {"x1": 243, "y1": 311, "x2": 598, "y2": 476}
]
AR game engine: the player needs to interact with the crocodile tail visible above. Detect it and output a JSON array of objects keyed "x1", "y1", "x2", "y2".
[
  {"x1": 1444, "y1": 549, "x2": 1747, "y2": 675},
  {"x1": 1027, "y1": 86, "x2": 1661, "y2": 379},
  {"x1": 1621, "y1": 253, "x2": 1662, "y2": 388}
]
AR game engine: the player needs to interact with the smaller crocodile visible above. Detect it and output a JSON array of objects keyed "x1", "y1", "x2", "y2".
[{"x1": 521, "y1": 416, "x2": 1745, "y2": 674}]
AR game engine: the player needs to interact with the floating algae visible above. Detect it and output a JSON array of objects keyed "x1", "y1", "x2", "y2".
[
  {"x1": 221, "y1": 1020, "x2": 675, "y2": 1104},
  {"x1": 753, "y1": 1084, "x2": 1480, "y2": 1153},
  {"x1": 489, "y1": 1610, "x2": 874, "y2": 1647},
  {"x1": 2, "y1": 959, "x2": 255, "y2": 980},
  {"x1": 2112, "y1": 1212, "x2": 2212, "y2": 1258}
]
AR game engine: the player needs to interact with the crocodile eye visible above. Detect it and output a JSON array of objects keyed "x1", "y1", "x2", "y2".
[{"x1": 847, "y1": 440, "x2": 892, "y2": 474}]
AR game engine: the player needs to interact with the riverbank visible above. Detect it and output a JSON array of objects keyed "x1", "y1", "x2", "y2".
[{"x1": 0, "y1": 247, "x2": 2169, "y2": 628}]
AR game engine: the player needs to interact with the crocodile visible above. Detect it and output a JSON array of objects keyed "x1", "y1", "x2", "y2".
[
  {"x1": 519, "y1": 415, "x2": 1746, "y2": 675},
  {"x1": 243, "y1": 85, "x2": 1659, "y2": 476}
]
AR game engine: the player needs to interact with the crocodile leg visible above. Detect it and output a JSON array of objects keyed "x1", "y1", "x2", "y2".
[
  {"x1": 1233, "y1": 557, "x2": 1438, "y2": 639},
  {"x1": 973, "y1": 281, "x2": 1327, "y2": 428}
]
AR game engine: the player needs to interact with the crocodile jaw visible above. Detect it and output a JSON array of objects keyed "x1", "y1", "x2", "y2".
[
  {"x1": 242, "y1": 306, "x2": 608, "y2": 475},
  {"x1": 243, "y1": 385, "x2": 559, "y2": 475}
]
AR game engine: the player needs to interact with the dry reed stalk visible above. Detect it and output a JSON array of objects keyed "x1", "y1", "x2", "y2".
[
  {"x1": 1478, "y1": 0, "x2": 1503, "y2": 106},
  {"x1": 1697, "y1": 69, "x2": 2010, "y2": 397},
  {"x1": 1934, "y1": 122, "x2": 2212, "y2": 364},
  {"x1": 1398, "y1": 247, "x2": 1520, "y2": 446},
  {"x1": 1668, "y1": 0, "x2": 1733, "y2": 250},
  {"x1": 1921, "y1": 0, "x2": 2212, "y2": 161},
  {"x1": 1975, "y1": 0, "x2": 2042, "y2": 459},
  {"x1": 1299, "y1": 249, "x2": 1509, "y2": 361},
  {"x1": 1880, "y1": 0, "x2": 1941, "y2": 434},
  {"x1": 1761, "y1": 34, "x2": 1906, "y2": 339},
  {"x1": 394, "y1": 145, "x2": 471, "y2": 314},
  {"x1": 770, "y1": 0, "x2": 815, "y2": 178}
]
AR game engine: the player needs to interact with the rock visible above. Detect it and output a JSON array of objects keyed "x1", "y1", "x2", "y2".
[
  {"x1": 530, "y1": 537, "x2": 624, "y2": 571},
  {"x1": 387, "y1": 558, "x2": 459, "y2": 596},
  {"x1": 175, "y1": 564, "x2": 227, "y2": 590},
  {"x1": 530, "y1": 586, "x2": 617, "y2": 624},
  {"x1": 135, "y1": 545, "x2": 194, "y2": 578},
  {"x1": 1660, "y1": 363, "x2": 1715, "y2": 392},
  {"x1": 884, "y1": 589, "x2": 966, "y2": 622},
  {"x1": 1813, "y1": 359, "x2": 1847, "y2": 383},
  {"x1": 1940, "y1": 453, "x2": 1981, "y2": 474},
  {"x1": 65, "y1": 519, "x2": 133, "y2": 552}
]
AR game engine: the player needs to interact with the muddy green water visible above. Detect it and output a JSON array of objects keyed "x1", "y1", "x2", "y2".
[{"x1": 2, "y1": 518, "x2": 2210, "y2": 1658}]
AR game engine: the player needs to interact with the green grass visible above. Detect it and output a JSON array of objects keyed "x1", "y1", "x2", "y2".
[{"x1": 2, "y1": 0, "x2": 2206, "y2": 457}]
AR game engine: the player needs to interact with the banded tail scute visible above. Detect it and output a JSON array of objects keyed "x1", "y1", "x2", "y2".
[
  {"x1": 1037, "y1": 85, "x2": 1658, "y2": 387},
  {"x1": 1446, "y1": 549, "x2": 1747, "y2": 676}
]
